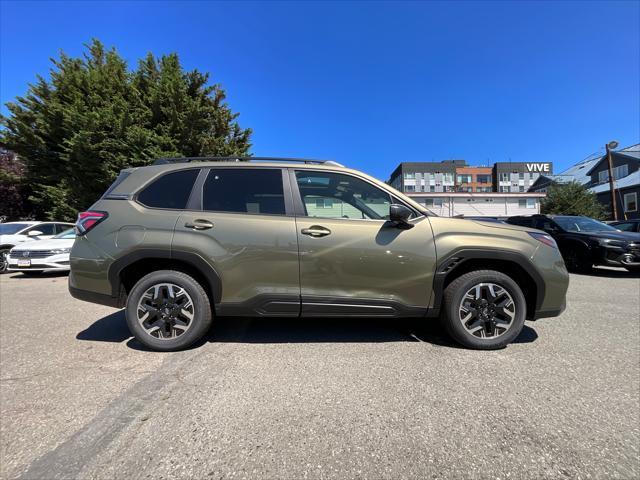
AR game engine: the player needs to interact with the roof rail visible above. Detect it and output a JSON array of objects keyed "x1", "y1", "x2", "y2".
[{"x1": 153, "y1": 156, "x2": 344, "y2": 167}]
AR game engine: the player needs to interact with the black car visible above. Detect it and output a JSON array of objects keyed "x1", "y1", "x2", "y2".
[
  {"x1": 611, "y1": 219, "x2": 640, "y2": 233},
  {"x1": 506, "y1": 214, "x2": 640, "y2": 273}
]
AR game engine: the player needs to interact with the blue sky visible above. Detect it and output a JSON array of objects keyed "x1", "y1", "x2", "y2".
[{"x1": 1, "y1": 0, "x2": 638, "y2": 180}]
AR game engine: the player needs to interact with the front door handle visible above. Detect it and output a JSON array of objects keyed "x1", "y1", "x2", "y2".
[
  {"x1": 301, "y1": 226, "x2": 331, "y2": 237},
  {"x1": 184, "y1": 219, "x2": 214, "y2": 230}
]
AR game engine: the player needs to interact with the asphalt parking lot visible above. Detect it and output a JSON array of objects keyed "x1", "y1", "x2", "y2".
[{"x1": 1, "y1": 269, "x2": 639, "y2": 480}]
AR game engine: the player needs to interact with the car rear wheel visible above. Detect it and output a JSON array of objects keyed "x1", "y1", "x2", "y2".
[
  {"x1": 125, "y1": 270, "x2": 212, "y2": 351},
  {"x1": 442, "y1": 270, "x2": 526, "y2": 350},
  {"x1": 0, "y1": 249, "x2": 10, "y2": 274}
]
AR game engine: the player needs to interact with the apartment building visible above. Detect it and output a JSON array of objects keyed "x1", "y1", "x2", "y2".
[
  {"x1": 388, "y1": 159, "x2": 551, "y2": 217},
  {"x1": 455, "y1": 166, "x2": 493, "y2": 192},
  {"x1": 493, "y1": 162, "x2": 552, "y2": 193}
]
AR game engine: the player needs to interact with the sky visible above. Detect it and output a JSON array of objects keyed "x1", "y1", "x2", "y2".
[{"x1": 1, "y1": 0, "x2": 639, "y2": 180}]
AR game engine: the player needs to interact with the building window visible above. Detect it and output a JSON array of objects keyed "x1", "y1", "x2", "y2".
[
  {"x1": 519, "y1": 172, "x2": 524, "y2": 179},
  {"x1": 423, "y1": 198, "x2": 443, "y2": 208},
  {"x1": 404, "y1": 173, "x2": 415, "y2": 180},
  {"x1": 500, "y1": 173, "x2": 509, "y2": 182},
  {"x1": 519, "y1": 186, "x2": 524, "y2": 192},
  {"x1": 457, "y1": 174, "x2": 472, "y2": 183},
  {"x1": 624, "y1": 192, "x2": 638, "y2": 212},
  {"x1": 477, "y1": 175, "x2": 491, "y2": 184},
  {"x1": 501, "y1": 186, "x2": 511, "y2": 193},
  {"x1": 405, "y1": 185, "x2": 415, "y2": 192},
  {"x1": 599, "y1": 165, "x2": 629, "y2": 183},
  {"x1": 315, "y1": 198, "x2": 333, "y2": 209},
  {"x1": 443, "y1": 173, "x2": 454, "y2": 183},
  {"x1": 519, "y1": 198, "x2": 537, "y2": 209},
  {"x1": 429, "y1": 186, "x2": 435, "y2": 192}
]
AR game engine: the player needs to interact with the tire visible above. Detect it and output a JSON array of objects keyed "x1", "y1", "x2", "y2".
[
  {"x1": 125, "y1": 270, "x2": 212, "y2": 352},
  {"x1": 0, "y1": 249, "x2": 11, "y2": 274},
  {"x1": 563, "y1": 247, "x2": 592, "y2": 273},
  {"x1": 441, "y1": 270, "x2": 526, "y2": 350}
]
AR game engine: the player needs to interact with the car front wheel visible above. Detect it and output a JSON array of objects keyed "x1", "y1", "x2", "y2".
[
  {"x1": 442, "y1": 270, "x2": 526, "y2": 350},
  {"x1": 0, "y1": 249, "x2": 11, "y2": 274},
  {"x1": 125, "y1": 270, "x2": 212, "y2": 351}
]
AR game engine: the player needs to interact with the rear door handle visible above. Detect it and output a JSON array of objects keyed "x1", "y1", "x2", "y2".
[
  {"x1": 184, "y1": 219, "x2": 214, "y2": 230},
  {"x1": 301, "y1": 226, "x2": 331, "y2": 237}
]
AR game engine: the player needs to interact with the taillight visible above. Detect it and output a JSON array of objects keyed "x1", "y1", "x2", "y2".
[
  {"x1": 528, "y1": 231, "x2": 557, "y2": 248},
  {"x1": 75, "y1": 211, "x2": 108, "y2": 235}
]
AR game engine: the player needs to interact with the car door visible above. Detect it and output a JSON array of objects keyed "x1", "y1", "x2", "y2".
[
  {"x1": 291, "y1": 168, "x2": 437, "y2": 317},
  {"x1": 174, "y1": 167, "x2": 300, "y2": 317}
]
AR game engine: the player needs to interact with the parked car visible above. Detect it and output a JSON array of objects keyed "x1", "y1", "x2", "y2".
[
  {"x1": 610, "y1": 219, "x2": 640, "y2": 233},
  {"x1": 0, "y1": 221, "x2": 74, "y2": 273},
  {"x1": 506, "y1": 214, "x2": 640, "y2": 273},
  {"x1": 69, "y1": 157, "x2": 569, "y2": 351},
  {"x1": 7, "y1": 228, "x2": 76, "y2": 274}
]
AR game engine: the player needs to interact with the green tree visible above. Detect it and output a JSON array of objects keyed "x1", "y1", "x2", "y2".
[
  {"x1": 541, "y1": 181, "x2": 607, "y2": 219},
  {"x1": 0, "y1": 148, "x2": 32, "y2": 220},
  {"x1": 1, "y1": 39, "x2": 252, "y2": 221}
]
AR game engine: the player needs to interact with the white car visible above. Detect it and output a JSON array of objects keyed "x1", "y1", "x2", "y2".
[
  {"x1": 7, "y1": 228, "x2": 76, "y2": 274},
  {"x1": 1, "y1": 222, "x2": 75, "y2": 273}
]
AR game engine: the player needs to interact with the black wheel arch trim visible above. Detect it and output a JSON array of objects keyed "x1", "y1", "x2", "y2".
[
  {"x1": 428, "y1": 248, "x2": 545, "y2": 319},
  {"x1": 107, "y1": 249, "x2": 223, "y2": 307}
]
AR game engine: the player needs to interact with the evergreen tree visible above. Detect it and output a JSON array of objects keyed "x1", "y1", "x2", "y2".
[
  {"x1": 0, "y1": 148, "x2": 32, "y2": 220},
  {"x1": 1, "y1": 39, "x2": 252, "y2": 221},
  {"x1": 541, "y1": 181, "x2": 607, "y2": 219}
]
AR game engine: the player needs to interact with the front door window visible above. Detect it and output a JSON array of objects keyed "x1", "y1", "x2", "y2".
[{"x1": 295, "y1": 171, "x2": 392, "y2": 220}]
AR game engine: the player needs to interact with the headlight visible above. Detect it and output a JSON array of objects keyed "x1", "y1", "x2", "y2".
[
  {"x1": 528, "y1": 232, "x2": 558, "y2": 248},
  {"x1": 51, "y1": 247, "x2": 71, "y2": 254}
]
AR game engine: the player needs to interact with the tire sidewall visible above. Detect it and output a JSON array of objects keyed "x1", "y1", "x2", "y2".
[
  {"x1": 125, "y1": 270, "x2": 212, "y2": 351},
  {"x1": 0, "y1": 249, "x2": 10, "y2": 274},
  {"x1": 444, "y1": 271, "x2": 526, "y2": 349}
]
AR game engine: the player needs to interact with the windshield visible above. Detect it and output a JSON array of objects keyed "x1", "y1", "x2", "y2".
[
  {"x1": 0, "y1": 223, "x2": 31, "y2": 235},
  {"x1": 553, "y1": 216, "x2": 618, "y2": 233},
  {"x1": 54, "y1": 228, "x2": 76, "y2": 239}
]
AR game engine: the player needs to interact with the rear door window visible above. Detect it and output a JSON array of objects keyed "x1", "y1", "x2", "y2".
[
  {"x1": 202, "y1": 168, "x2": 285, "y2": 215},
  {"x1": 137, "y1": 169, "x2": 199, "y2": 209}
]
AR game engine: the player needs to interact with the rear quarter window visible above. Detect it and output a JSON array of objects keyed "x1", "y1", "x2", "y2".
[{"x1": 137, "y1": 169, "x2": 200, "y2": 209}]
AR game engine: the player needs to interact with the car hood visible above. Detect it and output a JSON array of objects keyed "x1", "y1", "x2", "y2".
[
  {"x1": 471, "y1": 220, "x2": 537, "y2": 234},
  {"x1": 0, "y1": 234, "x2": 34, "y2": 245},
  {"x1": 10, "y1": 238, "x2": 75, "y2": 251},
  {"x1": 568, "y1": 230, "x2": 640, "y2": 242}
]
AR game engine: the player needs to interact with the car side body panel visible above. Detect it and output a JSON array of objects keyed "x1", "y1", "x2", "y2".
[{"x1": 427, "y1": 217, "x2": 568, "y2": 317}]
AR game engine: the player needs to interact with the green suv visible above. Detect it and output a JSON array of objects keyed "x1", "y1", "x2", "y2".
[{"x1": 69, "y1": 157, "x2": 569, "y2": 351}]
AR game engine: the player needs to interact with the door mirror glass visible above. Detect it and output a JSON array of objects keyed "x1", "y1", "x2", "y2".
[
  {"x1": 27, "y1": 230, "x2": 43, "y2": 237},
  {"x1": 389, "y1": 204, "x2": 413, "y2": 228}
]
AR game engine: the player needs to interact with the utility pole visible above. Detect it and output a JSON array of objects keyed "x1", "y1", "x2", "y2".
[{"x1": 605, "y1": 141, "x2": 619, "y2": 221}]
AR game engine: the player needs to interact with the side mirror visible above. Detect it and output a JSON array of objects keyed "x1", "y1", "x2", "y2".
[
  {"x1": 27, "y1": 230, "x2": 43, "y2": 237},
  {"x1": 389, "y1": 204, "x2": 414, "y2": 229}
]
